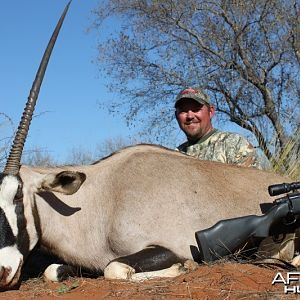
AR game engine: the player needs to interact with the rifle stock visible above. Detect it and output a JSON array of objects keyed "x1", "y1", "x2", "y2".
[{"x1": 195, "y1": 192, "x2": 300, "y2": 262}]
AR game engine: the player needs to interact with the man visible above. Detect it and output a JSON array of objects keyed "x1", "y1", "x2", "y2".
[{"x1": 175, "y1": 87, "x2": 262, "y2": 168}]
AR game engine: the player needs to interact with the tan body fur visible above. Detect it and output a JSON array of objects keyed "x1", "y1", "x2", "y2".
[{"x1": 20, "y1": 145, "x2": 290, "y2": 272}]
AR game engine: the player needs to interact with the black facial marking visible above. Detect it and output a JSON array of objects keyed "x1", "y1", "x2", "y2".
[
  {"x1": 0, "y1": 173, "x2": 29, "y2": 255},
  {"x1": 15, "y1": 203, "x2": 29, "y2": 257},
  {"x1": 14, "y1": 174, "x2": 24, "y2": 204},
  {"x1": 0, "y1": 208, "x2": 16, "y2": 248},
  {"x1": 111, "y1": 245, "x2": 185, "y2": 272}
]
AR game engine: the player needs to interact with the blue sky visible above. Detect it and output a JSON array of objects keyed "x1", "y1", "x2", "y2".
[
  {"x1": 0, "y1": 0, "x2": 255, "y2": 165},
  {"x1": 0, "y1": 0, "x2": 140, "y2": 163}
]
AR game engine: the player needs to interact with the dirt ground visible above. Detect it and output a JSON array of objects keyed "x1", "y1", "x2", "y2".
[{"x1": 0, "y1": 262, "x2": 296, "y2": 300}]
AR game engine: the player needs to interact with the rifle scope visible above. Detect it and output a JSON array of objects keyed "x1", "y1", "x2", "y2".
[{"x1": 268, "y1": 181, "x2": 300, "y2": 196}]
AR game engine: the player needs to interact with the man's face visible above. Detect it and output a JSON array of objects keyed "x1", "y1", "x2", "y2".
[{"x1": 175, "y1": 98, "x2": 215, "y2": 142}]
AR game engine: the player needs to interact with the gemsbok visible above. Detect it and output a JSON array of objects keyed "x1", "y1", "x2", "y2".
[{"x1": 0, "y1": 1, "x2": 294, "y2": 289}]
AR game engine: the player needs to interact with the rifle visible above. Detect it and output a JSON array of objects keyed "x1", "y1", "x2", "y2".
[{"x1": 195, "y1": 181, "x2": 300, "y2": 263}]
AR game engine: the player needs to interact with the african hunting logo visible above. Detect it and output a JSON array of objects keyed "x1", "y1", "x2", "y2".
[{"x1": 272, "y1": 272, "x2": 300, "y2": 294}]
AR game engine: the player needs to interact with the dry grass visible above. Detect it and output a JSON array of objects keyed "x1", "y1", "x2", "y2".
[{"x1": 271, "y1": 135, "x2": 300, "y2": 180}]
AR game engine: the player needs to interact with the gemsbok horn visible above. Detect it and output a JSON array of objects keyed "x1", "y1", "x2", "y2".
[{"x1": 3, "y1": 1, "x2": 71, "y2": 175}]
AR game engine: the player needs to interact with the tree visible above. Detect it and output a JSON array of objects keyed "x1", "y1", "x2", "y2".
[
  {"x1": 95, "y1": 136, "x2": 135, "y2": 158},
  {"x1": 22, "y1": 147, "x2": 56, "y2": 167},
  {"x1": 1, "y1": 112, "x2": 57, "y2": 168},
  {"x1": 92, "y1": 0, "x2": 300, "y2": 172},
  {"x1": 0, "y1": 113, "x2": 14, "y2": 169},
  {"x1": 66, "y1": 136, "x2": 134, "y2": 165}
]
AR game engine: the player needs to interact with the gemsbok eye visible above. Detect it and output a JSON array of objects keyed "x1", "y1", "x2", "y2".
[{"x1": 14, "y1": 185, "x2": 23, "y2": 202}]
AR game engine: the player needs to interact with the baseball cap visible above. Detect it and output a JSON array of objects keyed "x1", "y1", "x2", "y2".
[{"x1": 175, "y1": 87, "x2": 210, "y2": 107}]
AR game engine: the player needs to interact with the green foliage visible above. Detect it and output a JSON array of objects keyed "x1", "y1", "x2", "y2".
[
  {"x1": 57, "y1": 280, "x2": 79, "y2": 295},
  {"x1": 273, "y1": 134, "x2": 300, "y2": 180}
]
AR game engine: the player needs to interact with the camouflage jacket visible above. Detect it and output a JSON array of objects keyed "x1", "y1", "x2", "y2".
[{"x1": 177, "y1": 129, "x2": 262, "y2": 169}]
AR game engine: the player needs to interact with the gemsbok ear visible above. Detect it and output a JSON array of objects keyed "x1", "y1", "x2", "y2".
[{"x1": 41, "y1": 171, "x2": 86, "y2": 195}]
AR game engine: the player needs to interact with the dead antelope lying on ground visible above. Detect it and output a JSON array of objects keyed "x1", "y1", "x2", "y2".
[{"x1": 0, "y1": 2, "x2": 295, "y2": 289}]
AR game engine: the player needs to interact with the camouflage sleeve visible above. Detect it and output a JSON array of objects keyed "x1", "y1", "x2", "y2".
[
  {"x1": 176, "y1": 142, "x2": 188, "y2": 153},
  {"x1": 225, "y1": 134, "x2": 262, "y2": 169}
]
